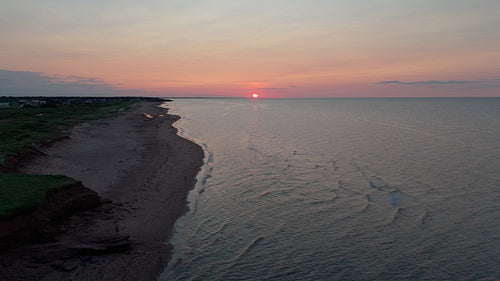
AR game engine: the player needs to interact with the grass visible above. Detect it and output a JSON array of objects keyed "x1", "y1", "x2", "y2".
[
  {"x1": 0, "y1": 99, "x2": 140, "y2": 219},
  {"x1": 0, "y1": 173, "x2": 79, "y2": 220},
  {"x1": 0, "y1": 101, "x2": 135, "y2": 165}
]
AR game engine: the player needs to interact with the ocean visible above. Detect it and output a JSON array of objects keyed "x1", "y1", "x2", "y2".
[{"x1": 160, "y1": 98, "x2": 500, "y2": 280}]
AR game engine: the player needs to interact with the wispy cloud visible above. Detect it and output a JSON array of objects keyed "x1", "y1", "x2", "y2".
[
  {"x1": 376, "y1": 79, "x2": 500, "y2": 91},
  {"x1": 51, "y1": 75, "x2": 107, "y2": 84},
  {"x1": 377, "y1": 80, "x2": 478, "y2": 85},
  {"x1": 256, "y1": 87, "x2": 288, "y2": 91},
  {"x1": 0, "y1": 70, "x2": 132, "y2": 96},
  {"x1": 253, "y1": 85, "x2": 298, "y2": 91}
]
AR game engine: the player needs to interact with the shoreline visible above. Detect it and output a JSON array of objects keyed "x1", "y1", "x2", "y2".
[{"x1": 0, "y1": 101, "x2": 204, "y2": 281}]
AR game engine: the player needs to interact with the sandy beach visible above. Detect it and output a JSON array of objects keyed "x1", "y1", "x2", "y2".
[{"x1": 0, "y1": 101, "x2": 204, "y2": 281}]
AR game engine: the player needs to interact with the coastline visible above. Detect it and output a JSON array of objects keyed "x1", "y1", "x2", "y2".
[{"x1": 0, "y1": 101, "x2": 204, "y2": 280}]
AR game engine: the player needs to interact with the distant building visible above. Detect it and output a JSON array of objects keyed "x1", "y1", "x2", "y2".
[
  {"x1": 14, "y1": 99, "x2": 48, "y2": 107},
  {"x1": 0, "y1": 102, "x2": 10, "y2": 108}
]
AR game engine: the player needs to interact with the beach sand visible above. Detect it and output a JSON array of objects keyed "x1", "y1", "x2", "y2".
[{"x1": 0, "y1": 101, "x2": 204, "y2": 281}]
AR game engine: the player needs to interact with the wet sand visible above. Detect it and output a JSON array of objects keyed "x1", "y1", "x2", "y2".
[{"x1": 0, "y1": 102, "x2": 204, "y2": 281}]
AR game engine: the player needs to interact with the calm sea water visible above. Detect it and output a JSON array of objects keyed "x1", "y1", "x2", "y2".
[{"x1": 160, "y1": 98, "x2": 500, "y2": 281}]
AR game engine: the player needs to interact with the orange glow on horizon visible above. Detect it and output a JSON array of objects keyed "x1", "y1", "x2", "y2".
[
  {"x1": 1, "y1": 2, "x2": 499, "y2": 98},
  {"x1": 252, "y1": 92, "x2": 259, "y2": 99}
]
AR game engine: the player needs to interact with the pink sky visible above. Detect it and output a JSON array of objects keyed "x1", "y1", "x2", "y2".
[{"x1": 1, "y1": 1, "x2": 499, "y2": 97}]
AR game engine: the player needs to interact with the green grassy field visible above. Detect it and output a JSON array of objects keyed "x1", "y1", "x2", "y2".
[
  {"x1": 0, "y1": 173, "x2": 79, "y2": 220},
  {"x1": 0, "y1": 99, "x2": 143, "y2": 220}
]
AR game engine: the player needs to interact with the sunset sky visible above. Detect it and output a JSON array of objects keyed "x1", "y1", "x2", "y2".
[{"x1": 1, "y1": 0, "x2": 499, "y2": 97}]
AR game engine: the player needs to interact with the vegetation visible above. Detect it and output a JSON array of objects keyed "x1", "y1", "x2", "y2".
[
  {"x1": 0, "y1": 173, "x2": 79, "y2": 220},
  {"x1": 0, "y1": 100, "x2": 135, "y2": 165},
  {"x1": 0, "y1": 97, "x2": 164, "y2": 220}
]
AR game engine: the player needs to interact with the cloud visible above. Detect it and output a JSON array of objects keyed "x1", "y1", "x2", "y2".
[
  {"x1": 0, "y1": 70, "x2": 132, "y2": 96},
  {"x1": 376, "y1": 79, "x2": 500, "y2": 92},
  {"x1": 51, "y1": 75, "x2": 107, "y2": 84},
  {"x1": 377, "y1": 80, "x2": 404, "y2": 84},
  {"x1": 257, "y1": 87, "x2": 288, "y2": 91},
  {"x1": 377, "y1": 80, "x2": 478, "y2": 85},
  {"x1": 289, "y1": 85, "x2": 297, "y2": 88}
]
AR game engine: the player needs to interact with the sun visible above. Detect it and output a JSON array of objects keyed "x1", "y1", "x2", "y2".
[{"x1": 251, "y1": 92, "x2": 260, "y2": 99}]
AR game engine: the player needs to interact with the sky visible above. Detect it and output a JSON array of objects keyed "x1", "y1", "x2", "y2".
[{"x1": 1, "y1": 0, "x2": 500, "y2": 98}]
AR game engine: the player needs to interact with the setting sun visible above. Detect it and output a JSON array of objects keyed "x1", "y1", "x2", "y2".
[{"x1": 251, "y1": 93, "x2": 259, "y2": 99}]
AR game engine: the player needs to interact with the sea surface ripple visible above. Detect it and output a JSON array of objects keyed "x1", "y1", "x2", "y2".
[{"x1": 160, "y1": 98, "x2": 500, "y2": 281}]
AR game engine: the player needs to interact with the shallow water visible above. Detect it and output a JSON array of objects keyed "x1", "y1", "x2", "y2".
[{"x1": 160, "y1": 98, "x2": 500, "y2": 280}]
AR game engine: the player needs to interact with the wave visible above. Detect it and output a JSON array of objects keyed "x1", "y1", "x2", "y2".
[
  {"x1": 214, "y1": 234, "x2": 266, "y2": 277},
  {"x1": 252, "y1": 187, "x2": 295, "y2": 199}
]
